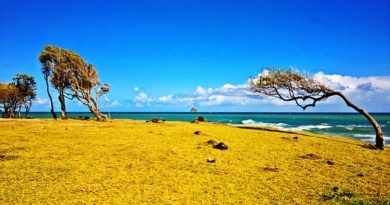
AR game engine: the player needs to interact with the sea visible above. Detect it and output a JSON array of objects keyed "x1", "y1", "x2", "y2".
[{"x1": 24, "y1": 112, "x2": 390, "y2": 145}]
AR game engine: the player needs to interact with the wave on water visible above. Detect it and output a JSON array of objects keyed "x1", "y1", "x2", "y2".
[
  {"x1": 335, "y1": 124, "x2": 381, "y2": 131},
  {"x1": 238, "y1": 119, "x2": 332, "y2": 131},
  {"x1": 288, "y1": 124, "x2": 332, "y2": 131},
  {"x1": 240, "y1": 119, "x2": 287, "y2": 129},
  {"x1": 353, "y1": 134, "x2": 390, "y2": 140}
]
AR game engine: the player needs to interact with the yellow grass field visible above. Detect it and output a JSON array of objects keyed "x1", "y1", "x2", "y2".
[{"x1": 0, "y1": 119, "x2": 389, "y2": 204}]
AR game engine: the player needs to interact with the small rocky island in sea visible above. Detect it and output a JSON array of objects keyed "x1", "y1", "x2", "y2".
[{"x1": 190, "y1": 107, "x2": 198, "y2": 112}]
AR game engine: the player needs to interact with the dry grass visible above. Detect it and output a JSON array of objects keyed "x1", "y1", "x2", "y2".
[{"x1": 0, "y1": 119, "x2": 389, "y2": 204}]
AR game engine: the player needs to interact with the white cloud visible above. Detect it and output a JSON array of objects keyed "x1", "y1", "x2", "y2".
[
  {"x1": 158, "y1": 94, "x2": 174, "y2": 103},
  {"x1": 133, "y1": 92, "x2": 153, "y2": 107},
  {"x1": 194, "y1": 86, "x2": 208, "y2": 96},
  {"x1": 35, "y1": 98, "x2": 48, "y2": 105},
  {"x1": 312, "y1": 72, "x2": 390, "y2": 108},
  {"x1": 155, "y1": 84, "x2": 265, "y2": 107},
  {"x1": 158, "y1": 94, "x2": 194, "y2": 104},
  {"x1": 133, "y1": 87, "x2": 140, "y2": 92},
  {"x1": 313, "y1": 72, "x2": 390, "y2": 94}
]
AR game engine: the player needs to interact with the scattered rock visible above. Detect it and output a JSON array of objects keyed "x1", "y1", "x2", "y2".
[
  {"x1": 200, "y1": 140, "x2": 228, "y2": 150},
  {"x1": 362, "y1": 144, "x2": 377, "y2": 150},
  {"x1": 301, "y1": 154, "x2": 322, "y2": 160},
  {"x1": 327, "y1": 160, "x2": 335, "y2": 165},
  {"x1": 191, "y1": 119, "x2": 199, "y2": 124},
  {"x1": 264, "y1": 167, "x2": 280, "y2": 172},
  {"x1": 204, "y1": 140, "x2": 218, "y2": 146},
  {"x1": 213, "y1": 142, "x2": 228, "y2": 150},
  {"x1": 146, "y1": 118, "x2": 165, "y2": 123},
  {"x1": 356, "y1": 173, "x2": 364, "y2": 177},
  {"x1": 293, "y1": 136, "x2": 299, "y2": 140},
  {"x1": 71, "y1": 116, "x2": 90, "y2": 120},
  {"x1": 332, "y1": 186, "x2": 339, "y2": 192},
  {"x1": 207, "y1": 158, "x2": 216, "y2": 163},
  {"x1": 194, "y1": 116, "x2": 207, "y2": 122},
  {"x1": 194, "y1": 131, "x2": 202, "y2": 135}
]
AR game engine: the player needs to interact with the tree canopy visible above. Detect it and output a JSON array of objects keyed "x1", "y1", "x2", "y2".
[
  {"x1": 0, "y1": 73, "x2": 36, "y2": 118},
  {"x1": 38, "y1": 45, "x2": 110, "y2": 121}
]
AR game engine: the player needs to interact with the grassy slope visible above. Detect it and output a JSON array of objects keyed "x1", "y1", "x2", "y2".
[{"x1": 0, "y1": 119, "x2": 389, "y2": 204}]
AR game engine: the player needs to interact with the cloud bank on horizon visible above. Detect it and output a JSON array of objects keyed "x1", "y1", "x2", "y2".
[{"x1": 129, "y1": 71, "x2": 390, "y2": 112}]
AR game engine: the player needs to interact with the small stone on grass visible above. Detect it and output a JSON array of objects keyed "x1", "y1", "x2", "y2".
[{"x1": 207, "y1": 158, "x2": 216, "y2": 163}]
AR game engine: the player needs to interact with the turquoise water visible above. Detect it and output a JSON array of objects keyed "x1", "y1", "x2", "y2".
[{"x1": 25, "y1": 112, "x2": 390, "y2": 145}]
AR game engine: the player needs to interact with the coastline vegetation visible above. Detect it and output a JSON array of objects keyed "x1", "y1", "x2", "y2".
[{"x1": 0, "y1": 119, "x2": 389, "y2": 204}]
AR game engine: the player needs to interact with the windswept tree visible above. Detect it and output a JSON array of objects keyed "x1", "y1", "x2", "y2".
[
  {"x1": 38, "y1": 47, "x2": 57, "y2": 119},
  {"x1": 70, "y1": 62, "x2": 110, "y2": 121},
  {"x1": 38, "y1": 45, "x2": 110, "y2": 121},
  {"x1": 39, "y1": 45, "x2": 74, "y2": 119},
  {"x1": 249, "y1": 68, "x2": 385, "y2": 150},
  {"x1": 12, "y1": 74, "x2": 37, "y2": 117}
]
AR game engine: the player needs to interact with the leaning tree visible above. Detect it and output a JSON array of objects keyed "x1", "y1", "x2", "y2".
[
  {"x1": 38, "y1": 45, "x2": 73, "y2": 119},
  {"x1": 249, "y1": 68, "x2": 384, "y2": 150},
  {"x1": 38, "y1": 46, "x2": 58, "y2": 119},
  {"x1": 70, "y1": 61, "x2": 110, "y2": 121}
]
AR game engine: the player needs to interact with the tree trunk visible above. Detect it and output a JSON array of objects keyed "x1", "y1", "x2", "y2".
[
  {"x1": 87, "y1": 103, "x2": 108, "y2": 121},
  {"x1": 335, "y1": 92, "x2": 384, "y2": 149},
  {"x1": 18, "y1": 105, "x2": 21, "y2": 118},
  {"x1": 44, "y1": 76, "x2": 57, "y2": 120},
  {"x1": 58, "y1": 88, "x2": 67, "y2": 119},
  {"x1": 24, "y1": 101, "x2": 31, "y2": 117}
]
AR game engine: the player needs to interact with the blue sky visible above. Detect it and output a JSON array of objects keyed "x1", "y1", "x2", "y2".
[{"x1": 0, "y1": 0, "x2": 389, "y2": 112}]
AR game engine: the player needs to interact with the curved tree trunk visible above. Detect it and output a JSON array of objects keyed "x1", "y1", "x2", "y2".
[
  {"x1": 44, "y1": 76, "x2": 57, "y2": 120},
  {"x1": 87, "y1": 104, "x2": 108, "y2": 121},
  {"x1": 58, "y1": 88, "x2": 67, "y2": 119},
  {"x1": 334, "y1": 92, "x2": 384, "y2": 149}
]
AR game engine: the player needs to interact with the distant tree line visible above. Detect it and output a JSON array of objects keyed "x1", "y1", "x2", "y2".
[
  {"x1": 0, "y1": 74, "x2": 36, "y2": 118},
  {"x1": 38, "y1": 45, "x2": 110, "y2": 121}
]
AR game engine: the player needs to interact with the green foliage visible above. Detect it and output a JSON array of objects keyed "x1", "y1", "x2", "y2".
[
  {"x1": 0, "y1": 73, "x2": 36, "y2": 117},
  {"x1": 322, "y1": 189, "x2": 354, "y2": 201},
  {"x1": 38, "y1": 45, "x2": 109, "y2": 121}
]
